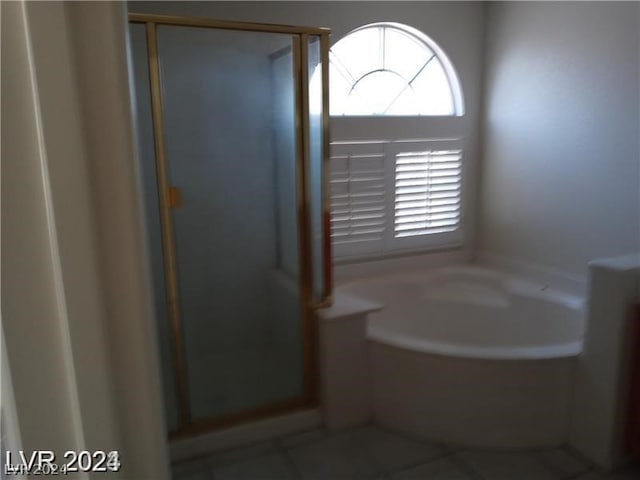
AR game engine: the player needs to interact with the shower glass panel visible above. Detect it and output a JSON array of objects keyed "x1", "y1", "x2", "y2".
[
  {"x1": 155, "y1": 25, "x2": 303, "y2": 423},
  {"x1": 128, "y1": 14, "x2": 331, "y2": 436},
  {"x1": 308, "y1": 35, "x2": 326, "y2": 302}
]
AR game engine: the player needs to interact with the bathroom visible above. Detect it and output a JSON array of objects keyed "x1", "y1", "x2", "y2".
[{"x1": 1, "y1": 1, "x2": 639, "y2": 479}]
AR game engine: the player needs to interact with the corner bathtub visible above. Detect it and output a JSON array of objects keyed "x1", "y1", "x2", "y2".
[{"x1": 339, "y1": 266, "x2": 585, "y2": 448}]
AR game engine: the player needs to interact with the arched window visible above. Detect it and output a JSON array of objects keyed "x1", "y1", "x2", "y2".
[
  {"x1": 329, "y1": 23, "x2": 464, "y2": 116},
  {"x1": 327, "y1": 23, "x2": 466, "y2": 260}
]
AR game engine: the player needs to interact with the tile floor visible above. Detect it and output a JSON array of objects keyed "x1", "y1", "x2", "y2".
[{"x1": 172, "y1": 425, "x2": 640, "y2": 480}]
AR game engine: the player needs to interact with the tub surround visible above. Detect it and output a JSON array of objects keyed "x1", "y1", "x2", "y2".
[
  {"x1": 331, "y1": 265, "x2": 584, "y2": 449},
  {"x1": 372, "y1": 343, "x2": 576, "y2": 448},
  {"x1": 570, "y1": 254, "x2": 640, "y2": 470},
  {"x1": 342, "y1": 265, "x2": 584, "y2": 361},
  {"x1": 317, "y1": 293, "x2": 381, "y2": 430}
]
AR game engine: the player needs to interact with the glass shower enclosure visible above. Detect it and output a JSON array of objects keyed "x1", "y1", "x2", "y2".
[{"x1": 127, "y1": 14, "x2": 331, "y2": 437}]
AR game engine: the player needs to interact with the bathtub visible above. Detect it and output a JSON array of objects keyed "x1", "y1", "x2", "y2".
[{"x1": 339, "y1": 265, "x2": 585, "y2": 448}]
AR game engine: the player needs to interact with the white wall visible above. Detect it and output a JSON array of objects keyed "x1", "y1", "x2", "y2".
[
  {"x1": 2, "y1": 0, "x2": 91, "y2": 463},
  {"x1": 1, "y1": 323, "x2": 23, "y2": 480},
  {"x1": 479, "y1": 2, "x2": 640, "y2": 279}
]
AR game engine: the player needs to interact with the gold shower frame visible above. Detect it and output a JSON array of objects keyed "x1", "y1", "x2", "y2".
[{"x1": 128, "y1": 13, "x2": 332, "y2": 439}]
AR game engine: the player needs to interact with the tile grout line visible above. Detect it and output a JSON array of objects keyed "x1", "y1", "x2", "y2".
[
  {"x1": 360, "y1": 424, "x2": 455, "y2": 479},
  {"x1": 361, "y1": 425, "x2": 464, "y2": 479},
  {"x1": 275, "y1": 436, "x2": 305, "y2": 480},
  {"x1": 534, "y1": 446, "x2": 596, "y2": 480},
  {"x1": 449, "y1": 452, "x2": 489, "y2": 480},
  {"x1": 202, "y1": 440, "x2": 281, "y2": 477},
  {"x1": 385, "y1": 450, "x2": 459, "y2": 477},
  {"x1": 376, "y1": 424, "x2": 454, "y2": 450},
  {"x1": 174, "y1": 426, "x2": 610, "y2": 480},
  {"x1": 361, "y1": 443, "x2": 391, "y2": 479}
]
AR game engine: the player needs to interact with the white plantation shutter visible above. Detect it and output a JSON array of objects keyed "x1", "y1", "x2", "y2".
[
  {"x1": 330, "y1": 142, "x2": 386, "y2": 257},
  {"x1": 330, "y1": 140, "x2": 463, "y2": 258},
  {"x1": 394, "y1": 150, "x2": 462, "y2": 238}
]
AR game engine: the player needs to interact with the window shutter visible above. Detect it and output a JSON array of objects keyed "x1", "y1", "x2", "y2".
[
  {"x1": 329, "y1": 142, "x2": 386, "y2": 256},
  {"x1": 394, "y1": 150, "x2": 462, "y2": 238},
  {"x1": 329, "y1": 141, "x2": 463, "y2": 259}
]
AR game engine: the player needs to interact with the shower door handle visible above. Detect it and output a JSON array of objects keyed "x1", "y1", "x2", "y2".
[{"x1": 168, "y1": 186, "x2": 182, "y2": 208}]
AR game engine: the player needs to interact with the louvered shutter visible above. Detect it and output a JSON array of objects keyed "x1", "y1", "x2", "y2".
[
  {"x1": 394, "y1": 150, "x2": 462, "y2": 238},
  {"x1": 329, "y1": 140, "x2": 463, "y2": 258},
  {"x1": 329, "y1": 142, "x2": 386, "y2": 257}
]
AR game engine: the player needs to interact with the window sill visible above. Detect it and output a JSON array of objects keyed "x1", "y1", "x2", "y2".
[
  {"x1": 332, "y1": 244, "x2": 469, "y2": 285},
  {"x1": 333, "y1": 243, "x2": 464, "y2": 267}
]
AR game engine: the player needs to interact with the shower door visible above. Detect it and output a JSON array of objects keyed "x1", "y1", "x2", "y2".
[{"x1": 128, "y1": 16, "x2": 330, "y2": 436}]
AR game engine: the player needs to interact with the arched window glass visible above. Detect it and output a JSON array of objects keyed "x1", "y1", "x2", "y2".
[{"x1": 329, "y1": 23, "x2": 464, "y2": 116}]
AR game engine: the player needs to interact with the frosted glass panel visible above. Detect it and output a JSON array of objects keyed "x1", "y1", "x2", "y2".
[
  {"x1": 156, "y1": 26, "x2": 303, "y2": 422},
  {"x1": 308, "y1": 36, "x2": 325, "y2": 301}
]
